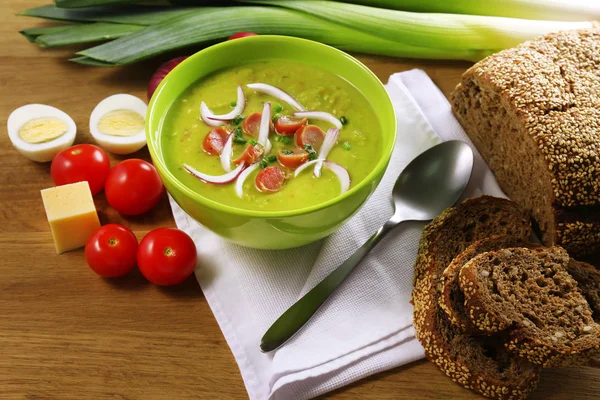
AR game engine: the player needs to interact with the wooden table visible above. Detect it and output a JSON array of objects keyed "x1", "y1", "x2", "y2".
[{"x1": 1, "y1": 1, "x2": 598, "y2": 399}]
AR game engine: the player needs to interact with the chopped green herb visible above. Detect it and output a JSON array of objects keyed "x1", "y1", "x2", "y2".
[
  {"x1": 233, "y1": 136, "x2": 246, "y2": 145},
  {"x1": 232, "y1": 115, "x2": 245, "y2": 125},
  {"x1": 342, "y1": 141, "x2": 352, "y2": 150},
  {"x1": 340, "y1": 116, "x2": 348, "y2": 125},
  {"x1": 233, "y1": 126, "x2": 242, "y2": 137},
  {"x1": 274, "y1": 135, "x2": 282, "y2": 142},
  {"x1": 272, "y1": 113, "x2": 282, "y2": 122},
  {"x1": 281, "y1": 149, "x2": 293, "y2": 155},
  {"x1": 230, "y1": 101, "x2": 237, "y2": 107},
  {"x1": 260, "y1": 159, "x2": 268, "y2": 169},
  {"x1": 249, "y1": 139, "x2": 258, "y2": 146},
  {"x1": 280, "y1": 136, "x2": 292, "y2": 145},
  {"x1": 267, "y1": 155, "x2": 277, "y2": 163},
  {"x1": 304, "y1": 144, "x2": 318, "y2": 161},
  {"x1": 273, "y1": 104, "x2": 284, "y2": 113}
]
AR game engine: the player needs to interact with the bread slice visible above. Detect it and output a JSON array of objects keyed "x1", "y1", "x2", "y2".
[
  {"x1": 440, "y1": 236, "x2": 536, "y2": 332},
  {"x1": 413, "y1": 196, "x2": 540, "y2": 399},
  {"x1": 451, "y1": 29, "x2": 600, "y2": 258},
  {"x1": 459, "y1": 246, "x2": 600, "y2": 367}
]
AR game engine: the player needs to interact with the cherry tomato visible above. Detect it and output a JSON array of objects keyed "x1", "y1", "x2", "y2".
[
  {"x1": 295, "y1": 125, "x2": 325, "y2": 151},
  {"x1": 85, "y1": 224, "x2": 138, "y2": 278},
  {"x1": 234, "y1": 143, "x2": 263, "y2": 165},
  {"x1": 51, "y1": 144, "x2": 110, "y2": 195},
  {"x1": 255, "y1": 166, "x2": 286, "y2": 192},
  {"x1": 202, "y1": 126, "x2": 230, "y2": 155},
  {"x1": 275, "y1": 116, "x2": 307, "y2": 136},
  {"x1": 277, "y1": 149, "x2": 309, "y2": 169},
  {"x1": 137, "y1": 228, "x2": 197, "y2": 286},
  {"x1": 228, "y1": 32, "x2": 258, "y2": 40},
  {"x1": 105, "y1": 159, "x2": 163, "y2": 216},
  {"x1": 242, "y1": 112, "x2": 262, "y2": 137}
]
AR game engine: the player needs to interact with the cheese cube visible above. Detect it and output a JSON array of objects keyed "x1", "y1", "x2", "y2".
[{"x1": 41, "y1": 181, "x2": 101, "y2": 254}]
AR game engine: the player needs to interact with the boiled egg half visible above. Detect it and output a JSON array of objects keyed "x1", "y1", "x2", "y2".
[
  {"x1": 89, "y1": 94, "x2": 147, "y2": 155},
  {"x1": 7, "y1": 104, "x2": 76, "y2": 162}
]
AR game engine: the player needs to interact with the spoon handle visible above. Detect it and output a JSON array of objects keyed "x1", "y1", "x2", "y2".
[{"x1": 260, "y1": 219, "x2": 399, "y2": 353}]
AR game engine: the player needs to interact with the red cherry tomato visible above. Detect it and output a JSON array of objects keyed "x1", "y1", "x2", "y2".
[
  {"x1": 242, "y1": 112, "x2": 262, "y2": 137},
  {"x1": 137, "y1": 228, "x2": 197, "y2": 286},
  {"x1": 234, "y1": 143, "x2": 264, "y2": 165},
  {"x1": 50, "y1": 144, "x2": 110, "y2": 195},
  {"x1": 85, "y1": 224, "x2": 138, "y2": 278},
  {"x1": 277, "y1": 149, "x2": 309, "y2": 169},
  {"x1": 275, "y1": 116, "x2": 307, "y2": 136},
  {"x1": 105, "y1": 159, "x2": 163, "y2": 216},
  {"x1": 202, "y1": 126, "x2": 230, "y2": 155},
  {"x1": 255, "y1": 166, "x2": 287, "y2": 192},
  {"x1": 228, "y1": 32, "x2": 258, "y2": 40},
  {"x1": 295, "y1": 125, "x2": 325, "y2": 151}
]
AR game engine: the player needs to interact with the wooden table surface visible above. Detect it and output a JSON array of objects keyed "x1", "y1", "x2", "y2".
[{"x1": 1, "y1": 1, "x2": 598, "y2": 399}]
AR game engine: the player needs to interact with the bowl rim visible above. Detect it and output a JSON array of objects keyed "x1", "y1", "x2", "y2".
[{"x1": 147, "y1": 35, "x2": 396, "y2": 218}]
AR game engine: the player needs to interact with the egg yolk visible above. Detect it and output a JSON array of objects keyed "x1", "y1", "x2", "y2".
[
  {"x1": 19, "y1": 117, "x2": 68, "y2": 144},
  {"x1": 98, "y1": 109, "x2": 144, "y2": 137}
]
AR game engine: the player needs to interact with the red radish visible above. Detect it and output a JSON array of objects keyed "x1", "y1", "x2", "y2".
[
  {"x1": 228, "y1": 32, "x2": 257, "y2": 40},
  {"x1": 234, "y1": 143, "x2": 263, "y2": 165},
  {"x1": 275, "y1": 116, "x2": 307, "y2": 136},
  {"x1": 183, "y1": 162, "x2": 246, "y2": 184},
  {"x1": 277, "y1": 149, "x2": 309, "y2": 169},
  {"x1": 295, "y1": 125, "x2": 325, "y2": 150},
  {"x1": 148, "y1": 56, "x2": 188, "y2": 101},
  {"x1": 242, "y1": 112, "x2": 262, "y2": 137},
  {"x1": 255, "y1": 166, "x2": 286, "y2": 192},
  {"x1": 202, "y1": 126, "x2": 230, "y2": 155}
]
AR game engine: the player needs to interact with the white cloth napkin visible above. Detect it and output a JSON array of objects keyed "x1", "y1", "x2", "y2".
[{"x1": 169, "y1": 69, "x2": 506, "y2": 400}]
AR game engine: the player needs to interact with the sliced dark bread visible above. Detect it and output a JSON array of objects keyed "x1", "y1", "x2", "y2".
[
  {"x1": 413, "y1": 196, "x2": 540, "y2": 399},
  {"x1": 440, "y1": 235, "x2": 536, "y2": 332},
  {"x1": 459, "y1": 246, "x2": 600, "y2": 367}
]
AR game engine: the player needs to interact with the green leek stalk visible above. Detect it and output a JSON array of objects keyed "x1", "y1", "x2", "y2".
[
  {"x1": 243, "y1": 0, "x2": 596, "y2": 51},
  {"x1": 54, "y1": 0, "x2": 153, "y2": 7},
  {"x1": 20, "y1": 25, "x2": 73, "y2": 42},
  {"x1": 337, "y1": 0, "x2": 600, "y2": 22},
  {"x1": 76, "y1": 6, "x2": 494, "y2": 65},
  {"x1": 36, "y1": 22, "x2": 144, "y2": 47},
  {"x1": 19, "y1": 5, "x2": 194, "y2": 25}
]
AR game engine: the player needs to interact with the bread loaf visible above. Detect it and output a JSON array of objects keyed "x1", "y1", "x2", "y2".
[{"x1": 451, "y1": 29, "x2": 600, "y2": 258}]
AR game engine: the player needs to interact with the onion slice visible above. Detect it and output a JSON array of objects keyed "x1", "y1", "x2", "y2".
[
  {"x1": 293, "y1": 111, "x2": 342, "y2": 129},
  {"x1": 246, "y1": 83, "x2": 305, "y2": 111},
  {"x1": 183, "y1": 162, "x2": 246, "y2": 184},
  {"x1": 258, "y1": 101, "x2": 272, "y2": 154},
  {"x1": 314, "y1": 128, "x2": 339, "y2": 178},
  {"x1": 200, "y1": 102, "x2": 224, "y2": 127},
  {"x1": 206, "y1": 86, "x2": 246, "y2": 121},
  {"x1": 220, "y1": 133, "x2": 234, "y2": 172},
  {"x1": 294, "y1": 159, "x2": 319, "y2": 178},
  {"x1": 324, "y1": 161, "x2": 351, "y2": 194},
  {"x1": 235, "y1": 162, "x2": 260, "y2": 198}
]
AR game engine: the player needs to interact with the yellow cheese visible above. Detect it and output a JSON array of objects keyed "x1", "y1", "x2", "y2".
[{"x1": 41, "y1": 181, "x2": 101, "y2": 254}]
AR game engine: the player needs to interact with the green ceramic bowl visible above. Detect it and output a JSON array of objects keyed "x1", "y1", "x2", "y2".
[{"x1": 147, "y1": 36, "x2": 396, "y2": 249}]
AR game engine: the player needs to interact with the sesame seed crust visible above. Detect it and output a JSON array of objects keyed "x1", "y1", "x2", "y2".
[
  {"x1": 451, "y1": 28, "x2": 600, "y2": 258},
  {"x1": 412, "y1": 196, "x2": 540, "y2": 399}
]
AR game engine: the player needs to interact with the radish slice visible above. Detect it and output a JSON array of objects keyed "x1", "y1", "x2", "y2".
[
  {"x1": 183, "y1": 162, "x2": 246, "y2": 184},
  {"x1": 324, "y1": 161, "x2": 351, "y2": 194},
  {"x1": 314, "y1": 128, "x2": 339, "y2": 178},
  {"x1": 294, "y1": 111, "x2": 342, "y2": 129},
  {"x1": 219, "y1": 133, "x2": 234, "y2": 172},
  {"x1": 200, "y1": 102, "x2": 224, "y2": 127},
  {"x1": 258, "y1": 102, "x2": 272, "y2": 154},
  {"x1": 235, "y1": 162, "x2": 260, "y2": 198},
  {"x1": 206, "y1": 86, "x2": 246, "y2": 121},
  {"x1": 294, "y1": 159, "x2": 319, "y2": 178},
  {"x1": 246, "y1": 83, "x2": 305, "y2": 111}
]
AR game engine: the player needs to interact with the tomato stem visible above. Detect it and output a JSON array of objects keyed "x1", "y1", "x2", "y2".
[
  {"x1": 164, "y1": 247, "x2": 174, "y2": 257},
  {"x1": 108, "y1": 237, "x2": 119, "y2": 247}
]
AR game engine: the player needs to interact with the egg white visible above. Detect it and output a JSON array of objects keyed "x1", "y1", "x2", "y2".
[
  {"x1": 89, "y1": 94, "x2": 147, "y2": 155},
  {"x1": 7, "y1": 104, "x2": 76, "y2": 162}
]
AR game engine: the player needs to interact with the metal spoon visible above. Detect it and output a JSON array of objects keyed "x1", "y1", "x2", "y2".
[{"x1": 260, "y1": 140, "x2": 474, "y2": 353}]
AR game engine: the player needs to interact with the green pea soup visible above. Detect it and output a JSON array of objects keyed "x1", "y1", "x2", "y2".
[{"x1": 161, "y1": 60, "x2": 382, "y2": 212}]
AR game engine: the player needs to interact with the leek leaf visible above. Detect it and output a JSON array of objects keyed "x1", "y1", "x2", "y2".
[
  {"x1": 243, "y1": 0, "x2": 595, "y2": 51},
  {"x1": 70, "y1": 56, "x2": 117, "y2": 66},
  {"x1": 54, "y1": 0, "x2": 154, "y2": 8},
  {"x1": 36, "y1": 22, "x2": 143, "y2": 47},
  {"x1": 20, "y1": 25, "x2": 73, "y2": 42},
  {"x1": 77, "y1": 6, "x2": 493, "y2": 65}
]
